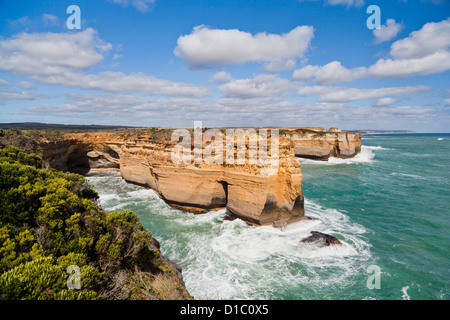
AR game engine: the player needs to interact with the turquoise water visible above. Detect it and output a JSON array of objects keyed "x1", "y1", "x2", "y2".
[{"x1": 86, "y1": 134, "x2": 450, "y2": 300}]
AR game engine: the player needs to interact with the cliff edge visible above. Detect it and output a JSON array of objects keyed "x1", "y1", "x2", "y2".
[
  {"x1": 0, "y1": 127, "x2": 361, "y2": 227},
  {"x1": 288, "y1": 128, "x2": 361, "y2": 161}
]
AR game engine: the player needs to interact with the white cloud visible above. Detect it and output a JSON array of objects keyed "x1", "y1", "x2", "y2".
[
  {"x1": 365, "y1": 18, "x2": 450, "y2": 77},
  {"x1": 18, "y1": 81, "x2": 36, "y2": 90},
  {"x1": 108, "y1": 0, "x2": 156, "y2": 12},
  {"x1": 0, "y1": 28, "x2": 109, "y2": 77},
  {"x1": 0, "y1": 89, "x2": 48, "y2": 105},
  {"x1": 373, "y1": 19, "x2": 403, "y2": 43},
  {"x1": 390, "y1": 18, "x2": 450, "y2": 59},
  {"x1": 292, "y1": 61, "x2": 366, "y2": 84},
  {"x1": 208, "y1": 71, "x2": 233, "y2": 84},
  {"x1": 42, "y1": 13, "x2": 60, "y2": 27},
  {"x1": 8, "y1": 16, "x2": 32, "y2": 29},
  {"x1": 372, "y1": 97, "x2": 399, "y2": 107},
  {"x1": 297, "y1": 85, "x2": 340, "y2": 96},
  {"x1": 220, "y1": 74, "x2": 293, "y2": 98},
  {"x1": 292, "y1": 18, "x2": 450, "y2": 83},
  {"x1": 0, "y1": 29, "x2": 211, "y2": 98},
  {"x1": 262, "y1": 59, "x2": 297, "y2": 73},
  {"x1": 45, "y1": 72, "x2": 212, "y2": 98},
  {"x1": 367, "y1": 50, "x2": 450, "y2": 78},
  {"x1": 174, "y1": 25, "x2": 314, "y2": 69},
  {"x1": 25, "y1": 93, "x2": 439, "y2": 129},
  {"x1": 297, "y1": 85, "x2": 430, "y2": 102}
]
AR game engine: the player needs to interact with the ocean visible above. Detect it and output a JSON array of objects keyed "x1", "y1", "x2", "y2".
[{"x1": 86, "y1": 134, "x2": 450, "y2": 300}]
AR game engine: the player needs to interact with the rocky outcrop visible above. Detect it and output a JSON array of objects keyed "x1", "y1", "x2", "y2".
[
  {"x1": 300, "y1": 231, "x2": 342, "y2": 246},
  {"x1": 37, "y1": 129, "x2": 304, "y2": 227},
  {"x1": 41, "y1": 133, "x2": 121, "y2": 174},
  {"x1": 27, "y1": 127, "x2": 360, "y2": 226},
  {"x1": 288, "y1": 128, "x2": 361, "y2": 161},
  {"x1": 117, "y1": 129, "x2": 305, "y2": 226}
]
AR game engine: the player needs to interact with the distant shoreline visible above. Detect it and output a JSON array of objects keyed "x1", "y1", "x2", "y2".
[{"x1": 1, "y1": 122, "x2": 449, "y2": 134}]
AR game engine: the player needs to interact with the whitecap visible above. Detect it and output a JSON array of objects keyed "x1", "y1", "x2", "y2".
[
  {"x1": 87, "y1": 171, "x2": 374, "y2": 300},
  {"x1": 98, "y1": 193, "x2": 119, "y2": 202},
  {"x1": 390, "y1": 172, "x2": 425, "y2": 180},
  {"x1": 364, "y1": 145, "x2": 391, "y2": 150},
  {"x1": 401, "y1": 286, "x2": 410, "y2": 300},
  {"x1": 298, "y1": 145, "x2": 381, "y2": 165},
  {"x1": 180, "y1": 198, "x2": 372, "y2": 299}
]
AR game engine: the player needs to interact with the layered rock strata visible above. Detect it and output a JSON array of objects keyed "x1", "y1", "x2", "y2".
[
  {"x1": 287, "y1": 128, "x2": 361, "y2": 161},
  {"x1": 36, "y1": 127, "x2": 361, "y2": 226},
  {"x1": 40, "y1": 129, "x2": 304, "y2": 226}
]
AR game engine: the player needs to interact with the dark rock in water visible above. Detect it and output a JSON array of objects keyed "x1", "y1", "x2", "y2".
[
  {"x1": 223, "y1": 213, "x2": 240, "y2": 222},
  {"x1": 300, "y1": 231, "x2": 342, "y2": 246}
]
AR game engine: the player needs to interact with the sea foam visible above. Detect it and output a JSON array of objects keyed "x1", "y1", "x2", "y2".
[
  {"x1": 87, "y1": 169, "x2": 373, "y2": 300},
  {"x1": 298, "y1": 145, "x2": 380, "y2": 165}
]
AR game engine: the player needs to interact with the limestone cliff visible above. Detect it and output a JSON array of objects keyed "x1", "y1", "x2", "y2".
[
  {"x1": 287, "y1": 128, "x2": 361, "y2": 161},
  {"x1": 45, "y1": 129, "x2": 304, "y2": 227},
  {"x1": 5, "y1": 127, "x2": 360, "y2": 226}
]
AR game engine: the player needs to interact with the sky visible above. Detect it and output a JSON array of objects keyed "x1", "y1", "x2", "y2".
[{"x1": 0, "y1": 0, "x2": 449, "y2": 132}]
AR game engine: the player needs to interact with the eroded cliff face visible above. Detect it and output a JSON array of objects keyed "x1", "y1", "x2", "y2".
[
  {"x1": 36, "y1": 127, "x2": 360, "y2": 226},
  {"x1": 42, "y1": 132, "x2": 121, "y2": 174},
  {"x1": 288, "y1": 128, "x2": 361, "y2": 161},
  {"x1": 38, "y1": 129, "x2": 304, "y2": 226}
]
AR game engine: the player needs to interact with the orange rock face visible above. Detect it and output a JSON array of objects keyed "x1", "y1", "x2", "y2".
[
  {"x1": 288, "y1": 128, "x2": 361, "y2": 161},
  {"x1": 38, "y1": 127, "x2": 359, "y2": 226}
]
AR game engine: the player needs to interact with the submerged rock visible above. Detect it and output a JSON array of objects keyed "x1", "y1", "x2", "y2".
[{"x1": 300, "y1": 231, "x2": 342, "y2": 246}]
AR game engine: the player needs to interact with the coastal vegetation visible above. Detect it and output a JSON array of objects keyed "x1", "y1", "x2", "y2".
[{"x1": 0, "y1": 145, "x2": 190, "y2": 300}]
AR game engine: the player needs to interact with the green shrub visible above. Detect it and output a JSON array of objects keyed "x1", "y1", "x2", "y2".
[{"x1": 0, "y1": 146, "x2": 182, "y2": 300}]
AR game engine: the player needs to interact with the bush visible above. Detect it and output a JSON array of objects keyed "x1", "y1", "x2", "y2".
[{"x1": 0, "y1": 146, "x2": 184, "y2": 300}]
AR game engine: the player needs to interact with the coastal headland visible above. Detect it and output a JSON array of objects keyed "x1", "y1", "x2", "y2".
[{"x1": 0, "y1": 126, "x2": 361, "y2": 227}]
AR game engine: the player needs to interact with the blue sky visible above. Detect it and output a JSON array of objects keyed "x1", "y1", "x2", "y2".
[{"x1": 0, "y1": 0, "x2": 449, "y2": 132}]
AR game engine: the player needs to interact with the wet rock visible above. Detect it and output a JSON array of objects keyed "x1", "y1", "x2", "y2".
[{"x1": 300, "y1": 231, "x2": 342, "y2": 246}]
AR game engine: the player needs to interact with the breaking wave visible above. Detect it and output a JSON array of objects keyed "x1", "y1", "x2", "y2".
[
  {"x1": 86, "y1": 171, "x2": 372, "y2": 300},
  {"x1": 298, "y1": 145, "x2": 386, "y2": 165}
]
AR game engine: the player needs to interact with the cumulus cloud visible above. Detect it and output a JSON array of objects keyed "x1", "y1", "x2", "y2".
[
  {"x1": 174, "y1": 25, "x2": 314, "y2": 69},
  {"x1": 0, "y1": 28, "x2": 109, "y2": 77},
  {"x1": 44, "y1": 72, "x2": 211, "y2": 98},
  {"x1": 297, "y1": 85, "x2": 430, "y2": 102},
  {"x1": 367, "y1": 50, "x2": 450, "y2": 78},
  {"x1": 208, "y1": 71, "x2": 233, "y2": 84},
  {"x1": 373, "y1": 19, "x2": 403, "y2": 43},
  {"x1": 292, "y1": 61, "x2": 366, "y2": 84},
  {"x1": 25, "y1": 93, "x2": 439, "y2": 129},
  {"x1": 291, "y1": 18, "x2": 450, "y2": 83},
  {"x1": 220, "y1": 74, "x2": 293, "y2": 98},
  {"x1": 390, "y1": 18, "x2": 450, "y2": 59},
  {"x1": 262, "y1": 59, "x2": 297, "y2": 73},
  {"x1": 0, "y1": 28, "x2": 211, "y2": 98},
  {"x1": 321, "y1": 86, "x2": 430, "y2": 102}
]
